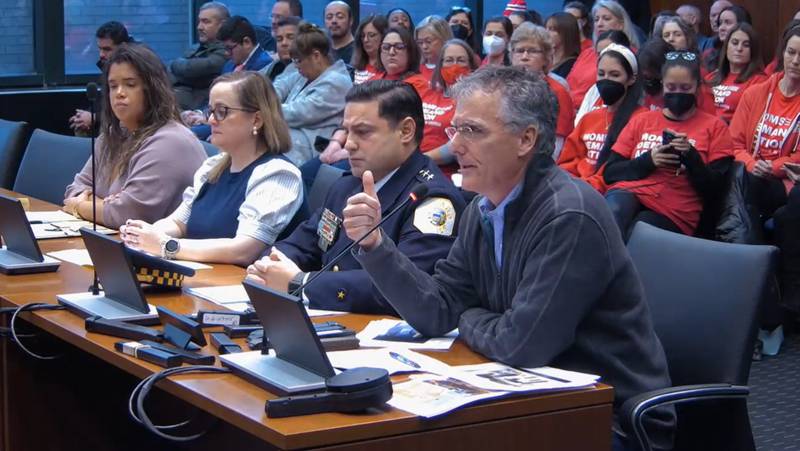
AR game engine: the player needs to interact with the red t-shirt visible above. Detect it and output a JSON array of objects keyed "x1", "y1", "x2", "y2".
[
  {"x1": 416, "y1": 86, "x2": 458, "y2": 177},
  {"x1": 749, "y1": 83, "x2": 800, "y2": 162},
  {"x1": 610, "y1": 109, "x2": 734, "y2": 235},
  {"x1": 567, "y1": 46, "x2": 597, "y2": 110},
  {"x1": 354, "y1": 64, "x2": 379, "y2": 85},
  {"x1": 765, "y1": 59, "x2": 778, "y2": 76},
  {"x1": 419, "y1": 64, "x2": 435, "y2": 81},
  {"x1": 546, "y1": 76, "x2": 575, "y2": 138},
  {"x1": 558, "y1": 106, "x2": 646, "y2": 192},
  {"x1": 705, "y1": 71, "x2": 768, "y2": 123},
  {"x1": 368, "y1": 72, "x2": 428, "y2": 96}
]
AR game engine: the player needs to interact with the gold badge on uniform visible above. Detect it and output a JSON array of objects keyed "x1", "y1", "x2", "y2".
[
  {"x1": 413, "y1": 197, "x2": 456, "y2": 236},
  {"x1": 317, "y1": 208, "x2": 342, "y2": 252}
]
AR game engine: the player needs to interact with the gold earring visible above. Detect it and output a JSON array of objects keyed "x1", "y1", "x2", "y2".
[{"x1": 252, "y1": 126, "x2": 258, "y2": 136}]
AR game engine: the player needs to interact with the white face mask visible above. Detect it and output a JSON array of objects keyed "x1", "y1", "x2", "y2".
[{"x1": 482, "y1": 35, "x2": 506, "y2": 56}]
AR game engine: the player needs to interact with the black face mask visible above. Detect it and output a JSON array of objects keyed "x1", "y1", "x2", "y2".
[
  {"x1": 643, "y1": 77, "x2": 662, "y2": 95},
  {"x1": 596, "y1": 79, "x2": 626, "y2": 106},
  {"x1": 663, "y1": 92, "x2": 696, "y2": 116},
  {"x1": 450, "y1": 24, "x2": 470, "y2": 41}
]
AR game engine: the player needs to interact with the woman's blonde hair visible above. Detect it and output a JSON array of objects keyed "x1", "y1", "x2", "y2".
[
  {"x1": 415, "y1": 15, "x2": 454, "y2": 61},
  {"x1": 206, "y1": 71, "x2": 291, "y2": 183}
]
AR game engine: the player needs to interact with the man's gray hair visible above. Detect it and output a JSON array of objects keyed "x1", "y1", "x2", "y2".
[
  {"x1": 200, "y1": 2, "x2": 230, "y2": 19},
  {"x1": 451, "y1": 66, "x2": 558, "y2": 157}
]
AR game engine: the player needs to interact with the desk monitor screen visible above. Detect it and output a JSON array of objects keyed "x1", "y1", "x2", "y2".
[
  {"x1": 0, "y1": 194, "x2": 44, "y2": 262},
  {"x1": 80, "y1": 228, "x2": 150, "y2": 314},
  {"x1": 243, "y1": 280, "x2": 335, "y2": 378}
]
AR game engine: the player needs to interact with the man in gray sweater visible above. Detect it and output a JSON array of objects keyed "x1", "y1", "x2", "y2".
[{"x1": 344, "y1": 67, "x2": 675, "y2": 451}]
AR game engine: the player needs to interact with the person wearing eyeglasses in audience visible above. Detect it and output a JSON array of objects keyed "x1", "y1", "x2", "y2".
[
  {"x1": 120, "y1": 72, "x2": 303, "y2": 266},
  {"x1": 418, "y1": 39, "x2": 479, "y2": 178},
  {"x1": 351, "y1": 15, "x2": 388, "y2": 85},
  {"x1": 386, "y1": 8, "x2": 414, "y2": 33},
  {"x1": 481, "y1": 16, "x2": 513, "y2": 67},
  {"x1": 509, "y1": 23, "x2": 574, "y2": 160},
  {"x1": 447, "y1": 7, "x2": 480, "y2": 56},
  {"x1": 416, "y1": 16, "x2": 453, "y2": 81},
  {"x1": 259, "y1": 16, "x2": 301, "y2": 82},
  {"x1": 567, "y1": 0, "x2": 641, "y2": 110},
  {"x1": 272, "y1": 21, "x2": 352, "y2": 166},
  {"x1": 64, "y1": 44, "x2": 206, "y2": 229},
  {"x1": 246, "y1": 80, "x2": 464, "y2": 314},
  {"x1": 558, "y1": 44, "x2": 645, "y2": 193},
  {"x1": 705, "y1": 23, "x2": 765, "y2": 124},
  {"x1": 603, "y1": 51, "x2": 734, "y2": 239},
  {"x1": 729, "y1": 26, "x2": 800, "y2": 238}
]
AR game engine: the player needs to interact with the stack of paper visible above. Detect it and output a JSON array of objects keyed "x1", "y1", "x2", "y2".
[
  {"x1": 26, "y1": 210, "x2": 80, "y2": 223},
  {"x1": 327, "y1": 348, "x2": 453, "y2": 376},
  {"x1": 47, "y1": 248, "x2": 212, "y2": 271},
  {"x1": 31, "y1": 221, "x2": 116, "y2": 240},
  {"x1": 357, "y1": 319, "x2": 458, "y2": 350},
  {"x1": 185, "y1": 284, "x2": 346, "y2": 317}
]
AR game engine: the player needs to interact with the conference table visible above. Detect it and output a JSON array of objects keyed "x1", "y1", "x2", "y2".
[{"x1": 0, "y1": 189, "x2": 614, "y2": 451}]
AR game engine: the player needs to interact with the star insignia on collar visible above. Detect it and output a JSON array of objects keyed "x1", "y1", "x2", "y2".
[
  {"x1": 418, "y1": 169, "x2": 434, "y2": 181},
  {"x1": 337, "y1": 289, "x2": 346, "y2": 300}
]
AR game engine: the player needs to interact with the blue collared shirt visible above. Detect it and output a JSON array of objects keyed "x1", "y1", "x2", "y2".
[{"x1": 478, "y1": 182, "x2": 523, "y2": 269}]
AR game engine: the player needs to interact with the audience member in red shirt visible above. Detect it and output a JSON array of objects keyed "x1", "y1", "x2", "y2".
[
  {"x1": 563, "y1": 1, "x2": 592, "y2": 49},
  {"x1": 418, "y1": 39, "x2": 478, "y2": 178},
  {"x1": 705, "y1": 23, "x2": 766, "y2": 123},
  {"x1": 730, "y1": 29, "x2": 800, "y2": 221},
  {"x1": 559, "y1": 43, "x2": 645, "y2": 193},
  {"x1": 415, "y1": 16, "x2": 452, "y2": 82},
  {"x1": 480, "y1": 16, "x2": 512, "y2": 67},
  {"x1": 509, "y1": 22, "x2": 575, "y2": 160},
  {"x1": 352, "y1": 15, "x2": 388, "y2": 85},
  {"x1": 604, "y1": 52, "x2": 734, "y2": 238}
]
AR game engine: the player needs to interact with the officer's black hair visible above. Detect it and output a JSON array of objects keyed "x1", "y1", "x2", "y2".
[
  {"x1": 217, "y1": 15, "x2": 257, "y2": 45},
  {"x1": 96, "y1": 21, "x2": 133, "y2": 45},
  {"x1": 345, "y1": 80, "x2": 425, "y2": 146}
]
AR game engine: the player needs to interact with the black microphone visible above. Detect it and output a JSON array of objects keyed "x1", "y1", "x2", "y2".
[
  {"x1": 87, "y1": 82, "x2": 100, "y2": 295},
  {"x1": 290, "y1": 183, "x2": 429, "y2": 297}
]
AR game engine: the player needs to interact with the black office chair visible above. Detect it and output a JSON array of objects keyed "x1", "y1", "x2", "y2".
[
  {"x1": 0, "y1": 119, "x2": 32, "y2": 189},
  {"x1": 621, "y1": 222, "x2": 778, "y2": 451},
  {"x1": 200, "y1": 140, "x2": 219, "y2": 157},
  {"x1": 13, "y1": 129, "x2": 91, "y2": 204},
  {"x1": 308, "y1": 164, "x2": 345, "y2": 214}
]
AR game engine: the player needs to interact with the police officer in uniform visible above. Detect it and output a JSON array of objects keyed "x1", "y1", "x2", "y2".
[{"x1": 246, "y1": 80, "x2": 465, "y2": 314}]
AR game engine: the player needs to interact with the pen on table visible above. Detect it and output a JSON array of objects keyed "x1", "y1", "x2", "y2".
[{"x1": 389, "y1": 351, "x2": 421, "y2": 369}]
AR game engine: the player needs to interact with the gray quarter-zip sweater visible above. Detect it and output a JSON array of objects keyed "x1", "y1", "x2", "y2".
[{"x1": 355, "y1": 152, "x2": 675, "y2": 449}]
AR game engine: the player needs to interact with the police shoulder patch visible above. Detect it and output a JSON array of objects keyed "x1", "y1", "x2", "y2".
[{"x1": 413, "y1": 197, "x2": 456, "y2": 236}]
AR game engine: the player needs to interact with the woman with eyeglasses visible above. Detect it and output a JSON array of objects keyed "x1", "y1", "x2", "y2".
[
  {"x1": 730, "y1": 26, "x2": 800, "y2": 233},
  {"x1": 481, "y1": 16, "x2": 513, "y2": 67},
  {"x1": 119, "y1": 71, "x2": 303, "y2": 265},
  {"x1": 508, "y1": 23, "x2": 575, "y2": 159},
  {"x1": 64, "y1": 44, "x2": 206, "y2": 229},
  {"x1": 386, "y1": 8, "x2": 414, "y2": 33},
  {"x1": 558, "y1": 44, "x2": 645, "y2": 193},
  {"x1": 705, "y1": 23, "x2": 765, "y2": 124},
  {"x1": 352, "y1": 15, "x2": 388, "y2": 85},
  {"x1": 702, "y1": 5, "x2": 751, "y2": 75},
  {"x1": 603, "y1": 51, "x2": 734, "y2": 238},
  {"x1": 418, "y1": 39, "x2": 479, "y2": 177},
  {"x1": 446, "y1": 7, "x2": 480, "y2": 56},
  {"x1": 546, "y1": 12, "x2": 582, "y2": 79},
  {"x1": 415, "y1": 16, "x2": 453, "y2": 81},
  {"x1": 567, "y1": 0, "x2": 641, "y2": 110},
  {"x1": 272, "y1": 21, "x2": 352, "y2": 166}
]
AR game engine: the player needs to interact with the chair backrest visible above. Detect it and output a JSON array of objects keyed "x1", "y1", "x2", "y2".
[
  {"x1": 627, "y1": 222, "x2": 777, "y2": 386},
  {"x1": 13, "y1": 129, "x2": 91, "y2": 204},
  {"x1": 0, "y1": 119, "x2": 32, "y2": 189},
  {"x1": 200, "y1": 140, "x2": 219, "y2": 157},
  {"x1": 308, "y1": 164, "x2": 345, "y2": 215}
]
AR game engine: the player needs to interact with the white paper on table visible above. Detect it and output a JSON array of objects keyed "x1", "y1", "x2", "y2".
[
  {"x1": 170, "y1": 260, "x2": 212, "y2": 270},
  {"x1": 327, "y1": 348, "x2": 452, "y2": 375},
  {"x1": 447, "y1": 362, "x2": 599, "y2": 393},
  {"x1": 356, "y1": 319, "x2": 458, "y2": 350},
  {"x1": 185, "y1": 284, "x2": 346, "y2": 317},
  {"x1": 31, "y1": 221, "x2": 116, "y2": 240},
  {"x1": 26, "y1": 210, "x2": 80, "y2": 223},
  {"x1": 47, "y1": 249, "x2": 94, "y2": 266},
  {"x1": 388, "y1": 374, "x2": 509, "y2": 418}
]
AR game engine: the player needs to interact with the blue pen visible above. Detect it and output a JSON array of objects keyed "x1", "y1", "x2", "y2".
[{"x1": 389, "y1": 351, "x2": 421, "y2": 369}]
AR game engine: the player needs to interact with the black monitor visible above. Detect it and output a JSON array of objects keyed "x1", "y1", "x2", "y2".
[{"x1": 0, "y1": 194, "x2": 44, "y2": 262}]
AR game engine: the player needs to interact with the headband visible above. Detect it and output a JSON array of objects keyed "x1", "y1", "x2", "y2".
[{"x1": 600, "y1": 43, "x2": 638, "y2": 76}]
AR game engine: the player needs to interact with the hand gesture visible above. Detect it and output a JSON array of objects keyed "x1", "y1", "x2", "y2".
[{"x1": 342, "y1": 170, "x2": 383, "y2": 252}]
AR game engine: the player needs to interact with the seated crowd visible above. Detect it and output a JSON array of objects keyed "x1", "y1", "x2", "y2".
[{"x1": 56, "y1": 1, "x2": 800, "y2": 449}]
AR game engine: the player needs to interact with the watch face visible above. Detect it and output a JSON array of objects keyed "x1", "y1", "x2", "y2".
[{"x1": 165, "y1": 239, "x2": 179, "y2": 253}]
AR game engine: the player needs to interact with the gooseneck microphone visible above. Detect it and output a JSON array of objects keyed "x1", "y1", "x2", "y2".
[
  {"x1": 290, "y1": 184, "x2": 429, "y2": 297},
  {"x1": 86, "y1": 82, "x2": 100, "y2": 295}
]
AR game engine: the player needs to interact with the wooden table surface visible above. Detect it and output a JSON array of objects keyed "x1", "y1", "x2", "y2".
[{"x1": 0, "y1": 189, "x2": 615, "y2": 450}]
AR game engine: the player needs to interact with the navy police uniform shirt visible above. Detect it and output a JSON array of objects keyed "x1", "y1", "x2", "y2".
[{"x1": 276, "y1": 151, "x2": 465, "y2": 315}]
